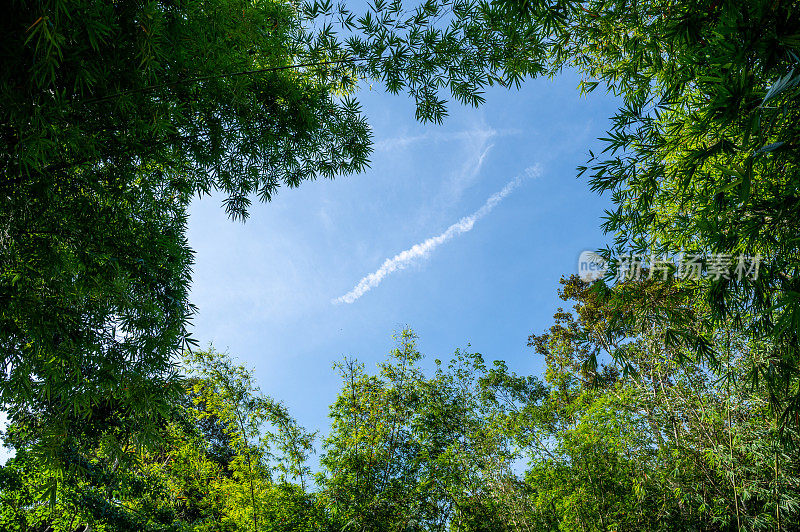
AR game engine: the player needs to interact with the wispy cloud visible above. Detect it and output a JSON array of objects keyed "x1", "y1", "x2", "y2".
[
  {"x1": 446, "y1": 136, "x2": 494, "y2": 202},
  {"x1": 373, "y1": 127, "x2": 518, "y2": 152},
  {"x1": 333, "y1": 165, "x2": 541, "y2": 304}
]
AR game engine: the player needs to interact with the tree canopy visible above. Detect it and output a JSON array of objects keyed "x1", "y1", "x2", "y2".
[
  {"x1": 4, "y1": 318, "x2": 797, "y2": 530},
  {"x1": 2, "y1": 0, "x2": 800, "y2": 529},
  {"x1": 1, "y1": 0, "x2": 545, "y2": 466}
]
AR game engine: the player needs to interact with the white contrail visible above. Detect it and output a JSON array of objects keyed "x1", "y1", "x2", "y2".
[{"x1": 333, "y1": 165, "x2": 541, "y2": 304}]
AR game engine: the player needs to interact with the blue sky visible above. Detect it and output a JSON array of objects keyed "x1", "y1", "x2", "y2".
[{"x1": 186, "y1": 68, "x2": 620, "y2": 441}]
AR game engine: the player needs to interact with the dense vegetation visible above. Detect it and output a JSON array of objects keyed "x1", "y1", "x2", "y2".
[
  {"x1": 3, "y1": 284, "x2": 798, "y2": 530},
  {"x1": 2, "y1": 0, "x2": 799, "y2": 529}
]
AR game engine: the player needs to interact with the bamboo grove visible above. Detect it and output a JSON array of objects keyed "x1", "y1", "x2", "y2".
[{"x1": 2, "y1": 0, "x2": 800, "y2": 530}]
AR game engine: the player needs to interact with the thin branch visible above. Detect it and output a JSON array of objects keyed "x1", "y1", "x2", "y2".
[{"x1": 80, "y1": 58, "x2": 364, "y2": 106}]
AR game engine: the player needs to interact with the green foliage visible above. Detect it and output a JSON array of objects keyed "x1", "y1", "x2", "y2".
[
  {"x1": 517, "y1": 276, "x2": 800, "y2": 530},
  {"x1": 1, "y1": 0, "x2": 551, "y2": 476},
  {"x1": 554, "y1": 0, "x2": 800, "y2": 421},
  {"x1": 1, "y1": 323, "x2": 798, "y2": 530},
  {"x1": 318, "y1": 329, "x2": 525, "y2": 531},
  {"x1": 300, "y1": 0, "x2": 550, "y2": 123},
  {"x1": 1, "y1": 0, "x2": 366, "y2": 475},
  {"x1": 0, "y1": 348, "x2": 325, "y2": 531},
  {"x1": 4, "y1": 0, "x2": 800, "y2": 529},
  {"x1": 184, "y1": 348, "x2": 317, "y2": 530},
  {"x1": 0, "y1": 435, "x2": 190, "y2": 531}
]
